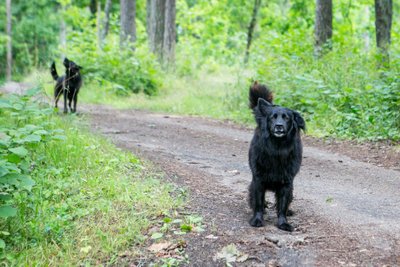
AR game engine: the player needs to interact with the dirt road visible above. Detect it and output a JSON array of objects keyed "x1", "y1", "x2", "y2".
[{"x1": 83, "y1": 105, "x2": 400, "y2": 266}]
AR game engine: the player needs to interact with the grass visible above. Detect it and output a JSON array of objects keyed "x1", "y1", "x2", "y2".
[{"x1": 0, "y1": 93, "x2": 186, "y2": 265}]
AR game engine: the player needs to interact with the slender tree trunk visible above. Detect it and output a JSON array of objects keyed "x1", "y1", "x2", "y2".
[
  {"x1": 314, "y1": 0, "x2": 332, "y2": 57},
  {"x1": 6, "y1": 0, "x2": 12, "y2": 81},
  {"x1": 60, "y1": 18, "x2": 66, "y2": 61},
  {"x1": 101, "y1": 0, "x2": 112, "y2": 43},
  {"x1": 120, "y1": 0, "x2": 136, "y2": 47},
  {"x1": 244, "y1": 0, "x2": 262, "y2": 64},
  {"x1": 374, "y1": 0, "x2": 392, "y2": 66},
  {"x1": 163, "y1": 0, "x2": 176, "y2": 66},
  {"x1": 97, "y1": 0, "x2": 102, "y2": 48}
]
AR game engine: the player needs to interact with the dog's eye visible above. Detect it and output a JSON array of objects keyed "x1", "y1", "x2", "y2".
[
  {"x1": 272, "y1": 114, "x2": 278, "y2": 119},
  {"x1": 282, "y1": 114, "x2": 290, "y2": 121}
]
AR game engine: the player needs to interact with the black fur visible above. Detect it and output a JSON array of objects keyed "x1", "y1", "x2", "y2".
[
  {"x1": 51, "y1": 58, "x2": 83, "y2": 113},
  {"x1": 248, "y1": 82, "x2": 305, "y2": 232}
]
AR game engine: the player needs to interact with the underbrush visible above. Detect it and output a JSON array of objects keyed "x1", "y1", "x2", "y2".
[{"x1": 0, "y1": 91, "x2": 186, "y2": 265}]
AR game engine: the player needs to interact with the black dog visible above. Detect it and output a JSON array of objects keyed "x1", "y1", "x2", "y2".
[
  {"x1": 248, "y1": 81, "x2": 305, "y2": 232},
  {"x1": 51, "y1": 58, "x2": 83, "y2": 113}
]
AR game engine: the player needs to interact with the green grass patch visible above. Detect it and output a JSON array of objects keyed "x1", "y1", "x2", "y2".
[{"x1": 0, "y1": 91, "x2": 186, "y2": 265}]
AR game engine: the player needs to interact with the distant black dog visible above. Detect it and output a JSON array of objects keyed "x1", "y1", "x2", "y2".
[
  {"x1": 51, "y1": 58, "x2": 83, "y2": 113},
  {"x1": 248, "y1": 81, "x2": 305, "y2": 232}
]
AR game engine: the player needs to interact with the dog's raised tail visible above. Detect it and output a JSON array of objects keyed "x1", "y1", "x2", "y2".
[
  {"x1": 50, "y1": 61, "x2": 59, "y2": 81},
  {"x1": 249, "y1": 81, "x2": 273, "y2": 109}
]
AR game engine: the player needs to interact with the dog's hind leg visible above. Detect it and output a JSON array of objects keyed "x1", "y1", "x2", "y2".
[
  {"x1": 275, "y1": 184, "x2": 294, "y2": 232},
  {"x1": 249, "y1": 180, "x2": 266, "y2": 227},
  {"x1": 63, "y1": 88, "x2": 68, "y2": 113},
  {"x1": 72, "y1": 92, "x2": 78, "y2": 113}
]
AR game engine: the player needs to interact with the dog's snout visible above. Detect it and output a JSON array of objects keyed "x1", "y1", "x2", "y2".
[{"x1": 275, "y1": 124, "x2": 284, "y2": 131}]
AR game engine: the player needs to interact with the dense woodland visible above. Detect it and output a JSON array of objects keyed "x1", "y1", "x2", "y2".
[{"x1": 0, "y1": 1, "x2": 399, "y2": 264}]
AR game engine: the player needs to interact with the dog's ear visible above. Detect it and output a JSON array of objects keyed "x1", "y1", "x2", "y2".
[
  {"x1": 78, "y1": 65, "x2": 83, "y2": 70},
  {"x1": 293, "y1": 111, "x2": 306, "y2": 131},
  {"x1": 257, "y1": 98, "x2": 272, "y2": 116}
]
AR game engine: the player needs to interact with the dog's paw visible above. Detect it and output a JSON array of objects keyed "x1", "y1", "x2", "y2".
[
  {"x1": 249, "y1": 213, "x2": 265, "y2": 227},
  {"x1": 277, "y1": 222, "x2": 293, "y2": 232}
]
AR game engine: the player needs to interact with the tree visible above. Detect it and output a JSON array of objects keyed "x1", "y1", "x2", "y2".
[
  {"x1": 147, "y1": 0, "x2": 176, "y2": 66},
  {"x1": 244, "y1": 0, "x2": 262, "y2": 64},
  {"x1": 374, "y1": 0, "x2": 392, "y2": 66},
  {"x1": 120, "y1": 0, "x2": 136, "y2": 47},
  {"x1": 6, "y1": 0, "x2": 12, "y2": 81},
  {"x1": 162, "y1": 0, "x2": 176, "y2": 64},
  {"x1": 314, "y1": 0, "x2": 332, "y2": 57},
  {"x1": 101, "y1": 0, "x2": 113, "y2": 43}
]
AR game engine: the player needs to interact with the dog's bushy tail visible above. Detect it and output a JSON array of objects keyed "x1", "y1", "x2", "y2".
[
  {"x1": 249, "y1": 81, "x2": 273, "y2": 109},
  {"x1": 50, "y1": 62, "x2": 59, "y2": 81}
]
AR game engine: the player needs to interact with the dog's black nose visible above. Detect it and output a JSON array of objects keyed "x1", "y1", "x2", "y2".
[{"x1": 275, "y1": 125, "x2": 284, "y2": 131}]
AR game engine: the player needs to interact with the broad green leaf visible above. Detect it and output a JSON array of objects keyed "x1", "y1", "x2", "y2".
[
  {"x1": 0, "y1": 206, "x2": 17, "y2": 218},
  {"x1": 0, "y1": 166, "x2": 9, "y2": 177},
  {"x1": 9, "y1": 146, "x2": 28, "y2": 157},
  {"x1": 0, "y1": 99, "x2": 12, "y2": 109},
  {"x1": 24, "y1": 135, "x2": 41, "y2": 143},
  {"x1": 0, "y1": 238, "x2": 5, "y2": 249},
  {"x1": 51, "y1": 135, "x2": 66, "y2": 141}
]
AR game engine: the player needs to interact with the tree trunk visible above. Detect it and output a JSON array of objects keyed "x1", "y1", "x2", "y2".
[
  {"x1": 147, "y1": 0, "x2": 176, "y2": 66},
  {"x1": 374, "y1": 0, "x2": 392, "y2": 66},
  {"x1": 244, "y1": 0, "x2": 262, "y2": 64},
  {"x1": 163, "y1": 0, "x2": 176, "y2": 66},
  {"x1": 120, "y1": 0, "x2": 136, "y2": 47},
  {"x1": 6, "y1": 0, "x2": 12, "y2": 81},
  {"x1": 314, "y1": 0, "x2": 332, "y2": 57},
  {"x1": 90, "y1": 0, "x2": 97, "y2": 16},
  {"x1": 60, "y1": 17, "x2": 66, "y2": 61},
  {"x1": 97, "y1": 0, "x2": 102, "y2": 48},
  {"x1": 101, "y1": 0, "x2": 112, "y2": 43}
]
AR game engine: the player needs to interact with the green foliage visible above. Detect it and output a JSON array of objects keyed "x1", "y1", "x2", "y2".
[
  {"x1": 59, "y1": 3, "x2": 162, "y2": 96},
  {"x1": 0, "y1": 91, "x2": 185, "y2": 265},
  {"x1": 0, "y1": 0, "x2": 59, "y2": 79}
]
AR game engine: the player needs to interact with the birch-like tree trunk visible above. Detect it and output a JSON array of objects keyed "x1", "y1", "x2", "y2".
[
  {"x1": 101, "y1": 0, "x2": 112, "y2": 43},
  {"x1": 6, "y1": 0, "x2": 12, "y2": 81}
]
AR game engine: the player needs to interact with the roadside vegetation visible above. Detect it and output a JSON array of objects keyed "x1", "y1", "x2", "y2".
[{"x1": 0, "y1": 91, "x2": 194, "y2": 265}]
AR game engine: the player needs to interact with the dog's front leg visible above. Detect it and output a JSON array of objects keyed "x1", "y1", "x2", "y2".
[
  {"x1": 276, "y1": 183, "x2": 294, "y2": 232},
  {"x1": 72, "y1": 93, "x2": 78, "y2": 113},
  {"x1": 249, "y1": 179, "x2": 265, "y2": 227}
]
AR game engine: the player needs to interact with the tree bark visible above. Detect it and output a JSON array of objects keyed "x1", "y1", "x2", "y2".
[
  {"x1": 314, "y1": 0, "x2": 332, "y2": 57},
  {"x1": 120, "y1": 0, "x2": 136, "y2": 47},
  {"x1": 163, "y1": 0, "x2": 176, "y2": 65},
  {"x1": 147, "y1": 0, "x2": 176, "y2": 66},
  {"x1": 374, "y1": 0, "x2": 392, "y2": 66},
  {"x1": 6, "y1": 0, "x2": 12, "y2": 81},
  {"x1": 101, "y1": 0, "x2": 112, "y2": 43},
  {"x1": 244, "y1": 0, "x2": 262, "y2": 64}
]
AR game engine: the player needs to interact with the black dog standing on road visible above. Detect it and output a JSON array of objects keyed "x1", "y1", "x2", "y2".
[
  {"x1": 51, "y1": 58, "x2": 83, "y2": 113},
  {"x1": 248, "y1": 81, "x2": 305, "y2": 232}
]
